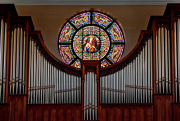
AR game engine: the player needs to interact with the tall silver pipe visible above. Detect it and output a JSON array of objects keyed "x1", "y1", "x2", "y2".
[
  {"x1": 161, "y1": 27, "x2": 165, "y2": 93},
  {"x1": 135, "y1": 57, "x2": 138, "y2": 103},
  {"x1": 19, "y1": 28, "x2": 23, "y2": 94},
  {"x1": 107, "y1": 74, "x2": 110, "y2": 103},
  {"x1": 158, "y1": 28, "x2": 162, "y2": 93},
  {"x1": 164, "y1": 28, "x2": 168, "y2": 93},
  {"x1": 39, "y1": 51, "x2": 41, "y2": 103},
  {"x1": 10, "y1": 31, "x2": 14, "y2": 94},
  {"x1": 22, "y1": 31, "x2": 25, "y2": 94},
  {"x1": 74, "y1": 75, "x2": 77, "y2": 103},
  {"x1": 84, "y1": 73, "x2": 86, "y2": 120},
  {"x1": 0, "y1": 19, "x2": 4, "y2": 100},
  {"x1": 148, "y1": 39, "x2": 151, "y2": 102},
  {"x1": 145, "y1": 42, "x2": 148, "y2": 103},
  {"x1": 86, "y1": 72, "x2": 89, "y2": 120},
  {"x1": 92, "y1": 72, "x2": 95, "y2": 120},
  {"x1": 174, "y1": 21, "x2": 178, "y2": 101},
  {"x1": 16, "y1": 27, "x2": 20, "y2": 94},
  {"x1": 33, "y1": 41, "x2": 37, "y2": 103},
  {"x1": 35, "y1": 46, "x2": 39, "y2": 103},
  {"x1": 2, "y1": 21, "x2": 7, "y2": 103},
  {"x1": 40, "y1": 55, "x2": 43, "y2": 103},
  {"x1": 95, "y1": 74, "x2": 97, "y2": 120},
  {"x1": 167, "y1": 30, "x2": 171, "y2": 93},
  {"x1": 28, "y1": 39, "x2": 32, "y2": 103},
  {"x1": 100, "y1": 77, "x2": 102, "y2": 103},
  {"x1": 45, "y1": 60, "x2": 48, "y2": 103},
  {"x1": 104, "y1": 75, "x2": 107, "y2": 103},
  {"x1": 12, "y1": 28, "x2": 17, "y2": 94},
  {"x1": 79, "y1": 76, "x2": 82, "y2": 103}
]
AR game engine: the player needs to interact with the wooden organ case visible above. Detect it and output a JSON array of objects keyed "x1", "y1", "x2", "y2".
[{"x1": 0, "y1": 3, "x2": 180, "y2": 121}]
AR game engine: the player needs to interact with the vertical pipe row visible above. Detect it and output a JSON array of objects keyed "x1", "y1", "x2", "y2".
[
  {"x1": 84, "y1": 72, "x2": 97, "y2": 120},
  {"x1": 28, "y1": 38, "x2": 81, "y2": 103},
  {"x1": 156, "y1": 27, "x2": 171, "y2": 94},
  {"x1": 99, "y1": 37, "x2": 153, "y2": 103},
  {"x1": 9, "y1": 27, "x2": 25, "y2": 94},
  {"x1": 174, "y1": 19, "x2": 180, "y2": 102}
]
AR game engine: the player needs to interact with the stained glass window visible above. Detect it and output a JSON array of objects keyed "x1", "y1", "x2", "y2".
[{"x1": 58, "y1": 11, "x2": 125, "y2": 68}]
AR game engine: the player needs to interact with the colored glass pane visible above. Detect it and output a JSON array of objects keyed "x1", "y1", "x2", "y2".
[
  {"x1": 107, "y1": 22, "x2": 124, "y2": 43},
  {"x1": 59, "y1": 45, "x2": 75, "y2": 64},
  {"x1": 101, "y1": 59, "x2": 110, "y2": 68},
  {"x1": 92, "y1": 12, "x2": 113, "y2": 28},
  {"x1": 70, "y1": 12, "x2": 91, "y2": 29},
  {"x1": 107, "y1": 44, "x2": 124, "y2": 63},
  {"x1": 72, "y1": 59, "x2": 81, "y2": 68},
  {"x1": 59, "y1": 22, "x2": 75, "y2": 43}
]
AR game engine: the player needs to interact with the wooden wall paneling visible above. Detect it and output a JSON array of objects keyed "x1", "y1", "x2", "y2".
[
  {"x1": 131, "y1": 108, "x2": 137, "y2": 121},
  {"x1": 154, "y1": 94, "x2": 172, "y2": 121},
  {"x1": 0, "y1": 104, "x2": 9, "y2": 121},
  {"x1": 124, "y1": 108, "x2": 129, "y2": 121},
  {"x1": 172, "y1": 103, "x2": 180, "y2": 121},
  {"x1": 9, "y1": 94, "x2": 27, "y2": 121},
  {"x1": 26, "y1": 104, "x2": 82, "y2": 121},
  {"x1": 99, "y1": 104, "x2": 153, "y2": 121}
]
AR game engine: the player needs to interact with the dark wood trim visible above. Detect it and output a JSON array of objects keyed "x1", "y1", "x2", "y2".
[{"x1": 170, "y1": 10, "x2": 175, "y2": 102}]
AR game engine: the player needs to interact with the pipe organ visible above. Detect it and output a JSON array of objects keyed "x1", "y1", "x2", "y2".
[
  {"x1": 28, "y1": 36, "x2": 82, "y2": 104},
  {"x1": 0, "y1": 3, "x2": 180, "y2": 121},
  {"x1": 100, "y1": 36, "x2": 153, "y2": 103}
]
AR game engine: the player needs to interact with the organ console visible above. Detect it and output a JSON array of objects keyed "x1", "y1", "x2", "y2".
[{"x1": 0, "y1": 3, "x2": 180, "y2": 121}]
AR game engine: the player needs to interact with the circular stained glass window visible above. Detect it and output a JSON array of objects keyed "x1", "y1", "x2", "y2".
[{"x1": 58, "y1": 10, "x2": 125, "y2": 68}]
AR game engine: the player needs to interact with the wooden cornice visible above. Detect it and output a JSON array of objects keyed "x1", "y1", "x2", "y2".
[
  {"x1": 0, "y1": 4, "x2": 18, "y2": 16},
  {"x1": 11, "y1": 16, "x2": 34, "y2": 30},
  {"x1": 147, "y1": 16, "x2": 171, "y2": 30},
  {"x1": 164, "y1": 3, "x2": 180, "y2": 16}
]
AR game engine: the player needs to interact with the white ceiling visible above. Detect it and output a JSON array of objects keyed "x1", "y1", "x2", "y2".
[{"x1": 0, "y1": 0, "x2": 180, "y2": 5}]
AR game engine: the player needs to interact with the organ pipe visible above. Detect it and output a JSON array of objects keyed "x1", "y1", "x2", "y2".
[{"x1": 0, "y1": 19, "x2": 7, "y2": 103}]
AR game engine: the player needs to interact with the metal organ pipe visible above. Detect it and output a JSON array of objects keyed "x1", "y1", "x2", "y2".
[{"x1": 0, "y1": 19, "x2": 7, "y2": 103}]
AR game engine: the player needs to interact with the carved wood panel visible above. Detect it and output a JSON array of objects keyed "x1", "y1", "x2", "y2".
[
  {"x1": 173, "y1": 103, "x2": 180, "y2": 121},
  {"x1": 154, "y1": 94, "x2": 172, "y2": 121},
  {"x1": 0, "y1": 104, "x2": 9, "y2": 121},
  {"x1": 99, "y1": 104, "x2": 153, "y2": 121},
  {"x1": 27, "y1": 104, "x2": 82, "y2": 121},
  {"x1": 9, "y1": 95, "x2": 27, "y2": 121}
]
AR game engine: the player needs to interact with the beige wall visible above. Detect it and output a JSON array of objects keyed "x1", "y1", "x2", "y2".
[{"x1": 15, "y1": 5, "x2": 166, "y2": 62}]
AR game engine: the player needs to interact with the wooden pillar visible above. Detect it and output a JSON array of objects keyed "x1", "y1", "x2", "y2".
[
  {"x1": 154, "y1": 94, "x2": 172, "y2": 121},
  {"x1": 81, "y1": 60, "x2": 100, "y2": 120},
  {"x1": 8, "y1": 94, "x2": 27, "y2": 121}
]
